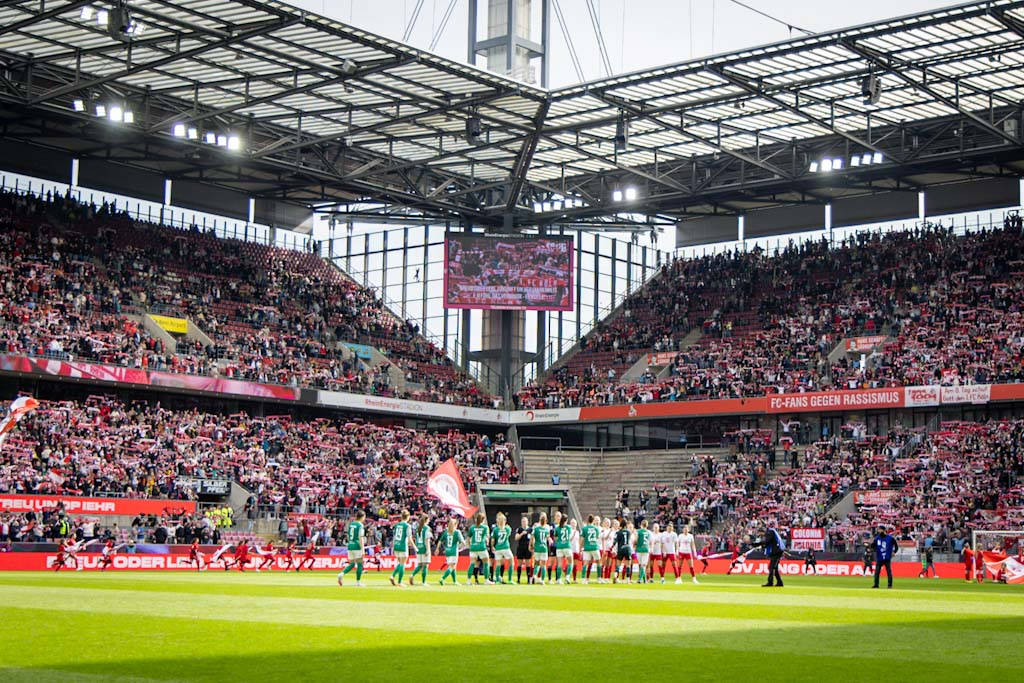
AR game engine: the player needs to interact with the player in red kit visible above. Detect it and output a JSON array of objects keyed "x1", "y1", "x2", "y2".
[
  {"x1": 974, "y1": 545, "x2": 986, "y2": 583},
  {"x1": 299, "y1": 540, "x2": 317, "y2": 571},
  {"x1": 99, "y1": 539, "x2": 124, "y2": 571},
  {"x1": 255, "y1": 542, "x2": 276, "y2": 571},
  {"x1": 53, "y1": 539, "x2": 71, "y2": 571},
  {"x1": 189, "y1": 540, "x2": 204, "y2": 571},
  {"x1": 279, "y1": 540, "x2": 297, "y2": 571},
  {"x1": 225, "y1": 541, "x2": 250, "y2": 571},
  {"x1": 962, "y1": 543, "x2": 974, "y2": 582},
  {"x1": 698, "y1": 541, "x2": 712, "y2": 574}
]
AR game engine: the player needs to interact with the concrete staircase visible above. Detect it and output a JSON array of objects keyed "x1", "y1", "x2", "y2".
[{"x1": 522, "y1": 448, "x2": 733, "y2": 518}]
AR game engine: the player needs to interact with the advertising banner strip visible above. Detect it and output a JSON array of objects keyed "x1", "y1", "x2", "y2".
[
  {"x1": 0, "y1": 553, "x2": 963, "y2": 578},
  {"x1": 0, "y1": 494, "x2": 196, "y2": 516},
  {"x1": 150, "y1": 314, "x2": 189, "y2": 335},
  {"x1": 0, "y1": 354, "x2": 299, "y2": 402}
]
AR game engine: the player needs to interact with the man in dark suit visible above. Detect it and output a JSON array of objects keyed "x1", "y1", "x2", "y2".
[
  {"x1": 761, "y1": 524, "x2": 786, "y2": 587},
  {"x1": 872, "y1": 525, "x2": 897, "y2": 588}
]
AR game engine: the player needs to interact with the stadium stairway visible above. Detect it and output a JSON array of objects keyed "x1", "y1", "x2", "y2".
[{"x1": 522, "y1": 448, "x2": 732, "y2": 519}]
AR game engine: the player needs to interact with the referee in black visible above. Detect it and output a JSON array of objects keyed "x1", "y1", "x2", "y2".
[
  {"x1": 761, "y1": 523, "x2": 786, "y2": 587},
  {"x1": 514, "y1": 515, "x2": 533, "y2": 584}
]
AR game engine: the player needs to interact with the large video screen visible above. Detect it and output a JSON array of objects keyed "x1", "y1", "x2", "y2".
[{"x1": 444, "y1": 233, "x2": 574, "y2": 311}]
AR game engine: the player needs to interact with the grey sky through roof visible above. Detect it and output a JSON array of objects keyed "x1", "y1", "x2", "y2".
[{"x1": 284, "y1": 0, "x2": 962, "y2": 89}]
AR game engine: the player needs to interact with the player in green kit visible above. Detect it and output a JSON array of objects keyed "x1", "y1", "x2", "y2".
[
  {"x1": 467, "y1": 512, "x2": 492, "y2": 585},
  {"x1": 580, "y1": 514, "x2": 602, "y2": 584},
  {"x1": 409, "y1": 513, "x2": 432, "y2": 586},
  {"x1": 490, "y1": 512, "x2": 514, "y2": 584},
  {"x1": 389, "y1": 509, "x2": 413, "y2": 587},
  {"x1": 439, "y1": 518, "x2": 465, "y2": 586},
  {"x1": 530, "y1": 513, "x2": 550, "y2": 584},
  {"x1": 554, "y1": 515, "x2": 574, "y2": 584},
  {"x1": 635, "y1": 518, "x2": 652, "y2": 583},
  {"x1": 337, "y1": 510, "x2": 366, "y2": 587}
]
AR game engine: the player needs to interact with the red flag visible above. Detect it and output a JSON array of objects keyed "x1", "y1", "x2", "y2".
[
  {"x1": 0, "y1": 396, "x2": 39, "y2": 448},
  {"x1": 427, "y1": 459, "x2": 478, "y2": 518}
]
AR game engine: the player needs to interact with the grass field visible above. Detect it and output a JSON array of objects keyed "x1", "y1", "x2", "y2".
[{"x1": 0, "y1": 571, "x2": 1021, "y2": 682}]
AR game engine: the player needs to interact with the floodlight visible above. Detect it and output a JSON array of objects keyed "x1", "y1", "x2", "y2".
[
  {"x1": 612, "y1": 189, "x2": 624, "y2": 202},
  {"x1": 173, "y1": 123, "x2": 187, "y2": 138}
]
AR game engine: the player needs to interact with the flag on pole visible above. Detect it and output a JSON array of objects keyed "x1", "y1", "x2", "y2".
[
  {"x1": 0, "y1": 395, "x2": 39, "y2": 449},
  {"x1": 426, "y1": 459, "x2": 478, "y2": 518}
]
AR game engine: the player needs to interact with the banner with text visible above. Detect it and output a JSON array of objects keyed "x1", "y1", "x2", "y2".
[
  {"x1": 149, "y1": 314, "x2": 189, "y2": 335},
  {"x1": 0, "y1": 494, "x2": 196, "y2": 516},
  {"x1": 845, "y1": 335, "x2": 887, "y2": 352},
  {"x1": 767, "y1": 388, "x2": 904, "y2": 413},
  {"x1": 852, "y1": 490, "x2": 898, "y2": 505},
  {"x1": 790, "y1": 527, "x2": 826, "y2": 551}
]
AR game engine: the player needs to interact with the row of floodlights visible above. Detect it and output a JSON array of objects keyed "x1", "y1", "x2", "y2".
[
  {"x1": 532, "y1": 197, "x2": 586, "y2": 213},
  {"x1": 172, "y1": 123, "x2": 241, "y2": 150},
  {"x1": 612, "y1": 186, "x2": 638, "y2": 202},
  {"x1": 72, "y1": 97, "x2": 134, "y2": 123},
  {"x1": 809, "y1": 152, "x2": 885, "y2": 173}
]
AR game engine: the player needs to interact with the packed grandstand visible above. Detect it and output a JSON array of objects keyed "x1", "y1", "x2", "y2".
[{"x1": 0, "y1": 185, "x2": 1022, "y2": 584}]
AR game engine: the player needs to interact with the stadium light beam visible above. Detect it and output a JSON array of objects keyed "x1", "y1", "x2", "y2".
[{"x1": 72, "y1": 98, "x2": 85, "y2": 112}]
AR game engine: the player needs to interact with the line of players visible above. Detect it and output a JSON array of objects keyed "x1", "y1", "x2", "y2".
[
  {"x1": 336, "y1": 508, "x2": 727, "y2": 588},
  {"x1": 51, "y1": 536, "x2": 324, "y2": 573}
]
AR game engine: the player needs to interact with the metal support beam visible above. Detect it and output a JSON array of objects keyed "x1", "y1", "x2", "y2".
[
  {"x1": 595, "y1": 92, "x2": 791, "y2": 180},
  {"x1": 0, "y1": 0, "x2": 94, "y2": 39},
  {"x1": 708, "y1": 64, "x2": 892, "y2": 160},
  {"x1": 841, "y1": 38, "x2": 1021, "y2": 146},
  {"x1": 505, "y1": 99, "x2": 551, "y2": 211},
  {"x1": 30, "y1": 17, "x2": 301, "y2": 105}
]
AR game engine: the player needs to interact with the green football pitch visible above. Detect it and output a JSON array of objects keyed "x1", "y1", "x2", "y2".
[{"x1": 0, "y1": 571, "x2": 1021, "y2": 682}]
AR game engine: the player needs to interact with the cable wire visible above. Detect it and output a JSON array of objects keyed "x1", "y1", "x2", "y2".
[
  {"x1": 585, "y1": 0, "x2": 614, "y2": 77},
  {"x1": 429, "y1": 0, "x2": 459, "y2": 51},
  {"x1": 552, "y1": 0, "x2": 586, "y2": 83},
  {"x1": 402, "y1": 0, "x2": 425, "y2": 43},
  {"x1": 727, "y1": 0, "x2": 814, "y2": 36}
]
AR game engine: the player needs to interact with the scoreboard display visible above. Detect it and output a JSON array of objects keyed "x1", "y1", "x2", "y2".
[{"x1": 443, "y1": 233, "x2": 574, "y2": 311}]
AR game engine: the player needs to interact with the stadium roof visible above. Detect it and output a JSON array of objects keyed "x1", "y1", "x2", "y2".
[{"x1": 0, "y1": 0, "x2": 1023, "y2": 232}]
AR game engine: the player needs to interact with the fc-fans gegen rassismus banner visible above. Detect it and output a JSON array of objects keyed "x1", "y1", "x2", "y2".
[{"x1": 444, "y1": 233, "x2": 573, "y2": 311}]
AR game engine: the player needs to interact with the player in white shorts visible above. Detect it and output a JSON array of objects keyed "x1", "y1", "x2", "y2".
[
  {"x1": 676, "y1": 525, "x2": 699, "y2": 584},
  {"x1": 661, "y1": 525, "x2": 679, "y2": 582},
  {"x1": 210, "y1": 542, "x2": 233, "y2": 569},
  {"x1": 598, "y1": 518, "x2": 613, "y2": 583},
  {"x1": 579, "y1": 515, "x2": 602, "y2": 583},
  {"x1": 650, "y1": 522, "x2": 664, "y2": 584},
  {"x1": 569, "y1": 518, "x2": 582, "y2": 583}
]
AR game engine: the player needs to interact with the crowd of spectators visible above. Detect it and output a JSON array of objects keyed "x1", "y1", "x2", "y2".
[
  {"x1": 0, "y1": 395, "x2": 517, "y2": 544},
  {"x1": 517, "y1": 221, "x2": 1024, "y2": 408},
  {"x1": 644, "y1": 419, "x2": 1024, "y2": 554},
  {"x1": 0, "y1": 188, "x2": 492, "y2": 407}
]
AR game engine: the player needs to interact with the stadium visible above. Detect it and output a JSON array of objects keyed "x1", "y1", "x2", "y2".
[{"x1": 0, "y1": 0, "x2": 1023, "y2": 680}]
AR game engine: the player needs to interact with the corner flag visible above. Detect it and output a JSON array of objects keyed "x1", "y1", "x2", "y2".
[{"x1": 427, "y1": 459, "x2": 478, "y2": 518}]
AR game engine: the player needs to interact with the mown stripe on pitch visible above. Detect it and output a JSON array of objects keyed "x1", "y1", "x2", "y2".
[{"x1": 4, "y1": 586, "x2": 1023, "y2": 668}]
